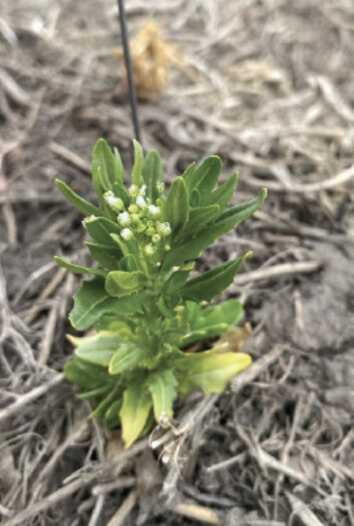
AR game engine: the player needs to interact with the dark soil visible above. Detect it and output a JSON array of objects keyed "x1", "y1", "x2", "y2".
[{"x1": 1, "y1": 0, "x2": 354, "y2": 525}]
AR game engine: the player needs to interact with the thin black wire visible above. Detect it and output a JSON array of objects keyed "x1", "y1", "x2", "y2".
[{"x1": 116, "y1": 0, "x2": 141, "y2": 144}]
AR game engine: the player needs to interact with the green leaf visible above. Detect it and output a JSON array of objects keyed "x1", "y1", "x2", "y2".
[
  {"x1": 54, "y1": 256, "x2": 107, "y2": 277},
  {"x1": 217, "y1": 188, "x2": 267, "y2": 222},
  {"x1": 185, "y1": 156, "x2": 222, "y2": 196},
  {"x1": 55, "y1": 179, "x2": 101, "y2": 217},
  {"x1": 120, "y1": 387, "x2": 153, "y2": 447},
  {"x1": 68, "y1": 331, "x2": 124, "y2": 366},
  {"x1": 181, "y1": 204, "x2": 220, "y2": 238},
  {"x1": 84, "y1": 216, "x2": 121, "y2": 246},
  {"x1": 109, "y1": 343, "x2": 146, "y2": 374},
  {"x1": 104, "y1": 399, "x2": 123, "y2": 429},
  {"x1": 70, "y1": 277, "x2": 144, "y2": 330},
  {"x1": 146, "y1": 370, "x2": 177, "y2": 422},
  {"x1": 118, "y1": 254, "x2": 140, "y2": 272},
  {"x1": 113, "y1": 147, "x2": 125, "y2": 185},
  {"x1": 181, "y1": 299, "x2": 244, "y2": 346},
  {"x1": 163, "y1": 188, "x2": 267, "y2": 269},
  {"x1": 182, "y1": 162, "x2": 196, "y2": 188},
  {"x1": 200, "y1": 172, "x2": 238, "y2": 211},
  {"x1": 163, "y1": 177, "x2": 189, "y2": 234},
  {"x1": 180, "y1": 252, "x2": 252, "y2": 302},
  {"x1": 131, "y1": 140, "x2": 144, "y2": 186},
  {"x1": 64, "y1": 358, "x2": 111, "y2": 389},
  {"x1": 176, "y1": 350, "x2": 252, "y2": 394},
  {"x1": 76, "y1": 384, "x2": 113, "y2": 400},
  {"x1": 85, "y1": 242, "x2": 121, "y2": 270},
  {"x1": 105, "y1": 270, "x2": 147, "y2": 298},
  {"x1": 93, "y1": 138, "x2": 123, "y2": 190},
  {"x1": 142, "y1": 150, "x2": 163, "y2": 201}
]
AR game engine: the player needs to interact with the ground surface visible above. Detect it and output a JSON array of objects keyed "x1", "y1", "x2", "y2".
[{"x1": 1, "y1": 0, "x2": 354, "y2": 525}]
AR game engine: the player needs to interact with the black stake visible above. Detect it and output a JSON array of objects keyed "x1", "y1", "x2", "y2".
[{"x1": 116, "y1": 0, "x2": 141, "y2": 144}]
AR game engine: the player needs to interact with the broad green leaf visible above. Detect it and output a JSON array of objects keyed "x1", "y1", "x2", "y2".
[
  {"x1": 69, "y1": 277, "x2": 144, "y2": 330},
  {"x1": 54, "y1": 256, "x2": 107, "y2": 277},
  {"x1": 202, "y1": 299, "x2": 244, "y2": 327},
  {"x1": 68, "y1": 331, "x2": 124, "y2": 366},
  {"x1": 84, "y1": 216, "x2": 121, "y2": 246},
  {"x1": 64, "y1": 358, "x2": 111, "y2": 389},
  {"x1": 200, "y1": 172, "x2": 238, "y2": 211},
  {"x1": 181, "y1": 299, "x2": 244, "y2": 346},
  {"x1": 142, "y1": 150, "x2": 163, "y2": 201},
  {"x1": 185, "y1": 156, "x2": 222, "y2": 196},
  {"x1": 109, "y1": 343, "x2": 146, "y2": 374},
  {"x1": 177, "y1": 351, "x2": 252, "y2": 394},
  {"x1": 180, "y1": 252, "x2": 252, "y2": 302},
  {"x1": 120, "y1": 387, "x2": 153, "y2": 447},
  {"x1": 104, "y1": 399, "x2": 123, "y2": 429},
  {"x1": 93, "y1": 138, "x2": 122, "y2": 190},
  {"x1": 131, "y1": 140, "x2": 144, "y2": 186},
  {"x1": 146, "y1": 370, "x2": 177, "y2": 422},
  {"x1": 105, "y1": 270, "x2": 147, "y2": 297},
  {"x1": 163, "y1": 177, "x2": 189, "y2": 234},
  {"x1": 163, "y1": 188, "x2": 267, "y2": 269},
  {"x1": 85, "y1": 242, "x2": 121, "y2": 270},
  {"x1": 55, "y1": 179, "x2": 101, "y2": 217}
]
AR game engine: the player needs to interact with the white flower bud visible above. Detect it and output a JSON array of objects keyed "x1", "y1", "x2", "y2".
[
  {"x1": 117, "y1": 211, "x2": 131, "y2": 226},
  {"x1": 140, "y1": 184, "x2": 147, "y2": 196},
  {"x1": 121, "y1": 228, "x2": 133, "y2": 241},
  {"x1": 157, "y1": 222, "x2": 171, "y2": 236},
  {"x1": 128, "y1": 204, "x2": 138, "y2": 213},
  {"x1": 128, "y1": 184, "x2": 139, "y2": 197},
  {"x1": 136, "y1": 196, "x2": 147, "y2": 209},
  {"x1": 152, "y1": 234, "x2": 161, "y2": 243},
  {"x1": 148, "y1": 204, "x2": 160, "y2": 217},
  {"x1": 146, "y1": 226, "x2": 155, "y2": 236},
  {"x1": 105, "y1": 194, "x2": 124, "y2": 212},
  {"x1": 157, "y1": 182, "x2": 165, "y2": 194},
  {"x1": 144, "y1": 243, "x2": 155, "y2": 256}
]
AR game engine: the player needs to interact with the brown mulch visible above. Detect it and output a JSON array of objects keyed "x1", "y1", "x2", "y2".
[{"x1": 1, "y1": 0, "x2": 354, "y2": 525}]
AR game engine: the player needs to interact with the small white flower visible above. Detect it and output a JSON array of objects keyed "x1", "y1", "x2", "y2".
[
  {"x1": 164, "y1": 244, "x2": 171, "y2": 251},
  {"x1": 140, "y1": 184, "x2": 147, "y2": 196},
  {"x1": 117, "y1": 211, "x2": 131, "y2": 226},
  {"x1": 148, "y1": 204, "x2": 160, "y2": 217},
  {"x1": 157, "y1": 222, "x2": 171, "y2": 236},
  {"x1": 144, "y1": 243, "x2": 155, "y2": 256},
  {"x1": 136, "y1": 195, "x2": 147, "y2": 209},
  {"x1": 128, "y1": 184, "x2": 139, "y2": 197},
  {"x1": 152, "y1": 234, "x2": 161, "y2": 243},
  {"x1": 121, "y1": 228, "x2": 133, "y2": 241},
  {"x1": 128, "y1": 204, "x2": 138, "y2": 214}
]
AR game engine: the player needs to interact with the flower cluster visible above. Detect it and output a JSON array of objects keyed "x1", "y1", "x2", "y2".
[{"x1": 103, "y1": 183, "x2": 171, "y2": 257}]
